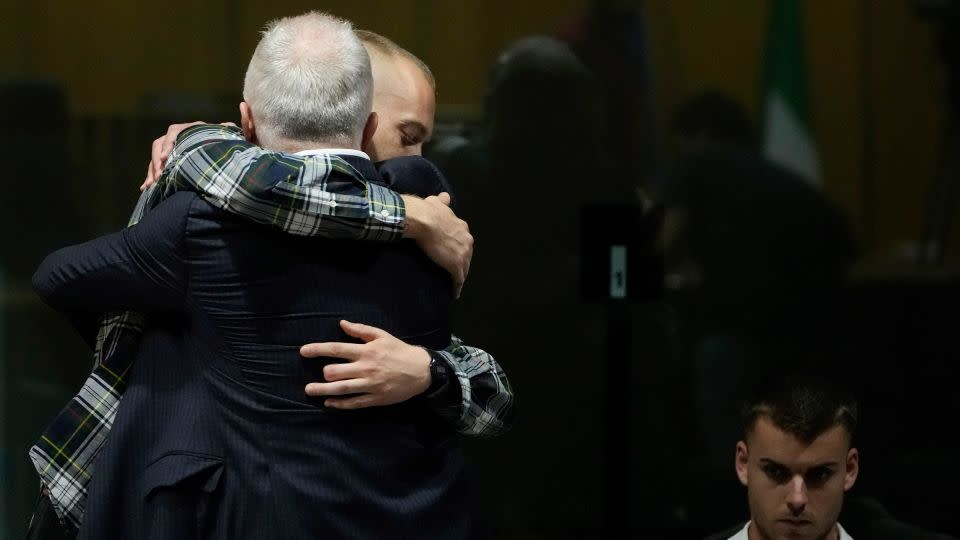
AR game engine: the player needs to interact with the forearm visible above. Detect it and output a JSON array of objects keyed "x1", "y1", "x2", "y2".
[
  {"x1": 153, "y1": 124, "x2": 469, "y2": 287},
  {"x1": 399, "y1": 194, "x2": 472, "y2": 294},
  {"x1": 399, "y1": 195, "x2": 435, "y2": 241},
  {"x1": 421, "y1": 336, "x2": 516, "y2": 438},
  {"x1": 160, "y1": 124, "x2": 407, "y2": 241}
]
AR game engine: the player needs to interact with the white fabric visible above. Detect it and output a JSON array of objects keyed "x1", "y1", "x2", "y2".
[
  {"x1": 727, "y1": 520, "x2": 853, "y2": 539},
  {"x1": 295, "y1": 148, "x2": 370, "y2": 159}
]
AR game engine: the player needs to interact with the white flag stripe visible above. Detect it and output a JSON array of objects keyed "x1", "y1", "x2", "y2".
[{"x1": 764, "y1": 92, "x2": 821, "y2": 184}]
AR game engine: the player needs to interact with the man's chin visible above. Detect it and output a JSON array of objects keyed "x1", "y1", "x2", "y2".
[{"x1": 769, "y1": 518, "x2": 820, "y2": 540}]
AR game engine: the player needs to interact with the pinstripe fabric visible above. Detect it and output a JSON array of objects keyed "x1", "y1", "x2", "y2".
[
  {"x1": 30, "y1": 124, "x2": 405, "y2": 527},
  {"x1": 31, "y1": 125, "x2": 515, "y2": 527}
]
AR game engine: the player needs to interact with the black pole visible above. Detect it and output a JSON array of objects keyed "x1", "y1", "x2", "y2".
[{"x1": 604, "y1": 299, "x2": 632, "y2": 535}]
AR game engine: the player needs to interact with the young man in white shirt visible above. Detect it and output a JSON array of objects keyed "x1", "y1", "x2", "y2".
[{"x1": 727, "y1": 373, "x2": 859, "y2": 540}]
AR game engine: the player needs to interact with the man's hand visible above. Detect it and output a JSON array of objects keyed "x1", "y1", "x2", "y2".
[
  {"x1": 401, "y1": 193, "x2": 473, "y2": 297},
  {"x1": 140, "y1": 121, "x2": 237, "y2": 192},
  {"x1": 301, "y1": 320, "x2": 432, "y2": 409}
]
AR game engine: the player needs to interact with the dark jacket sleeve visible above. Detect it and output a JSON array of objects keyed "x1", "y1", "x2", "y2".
[
  {"x1": 32, "y1": 192, "x2": 194, "y2": 314},
  {"x1": 377, "y1": 156, "x2": 457, "y2": 213}
]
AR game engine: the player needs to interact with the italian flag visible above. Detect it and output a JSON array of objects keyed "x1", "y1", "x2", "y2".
[{"x1": 763, "y1": 0, "x2": 821, "y2": 185}]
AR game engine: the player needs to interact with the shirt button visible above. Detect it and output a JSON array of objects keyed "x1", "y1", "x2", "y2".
[{"x1": 380, "y1": 209, "x2": 390, "y2": 216}]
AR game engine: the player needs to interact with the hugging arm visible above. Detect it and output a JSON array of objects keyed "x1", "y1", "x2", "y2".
[
  {"x1": 301, "y1": 322, "x2": 516, "y2": 438},
  {"x1": 148, "y1": 123, "x2": 472, "y2": 290},
  {"x1": 33, "y1": 193, "x2": 191, "y2": 316}
]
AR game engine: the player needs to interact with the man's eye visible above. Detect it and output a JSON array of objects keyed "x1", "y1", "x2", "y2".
[
  {"x1": 762, "y1": 465, "x2": 791, "y2": 484},
  {"x1": 400, "y1": 135, "x2": 418, "y2": 146},
  {"x1": 805, "y1": 468, "x2": 834, "y2": 487}
]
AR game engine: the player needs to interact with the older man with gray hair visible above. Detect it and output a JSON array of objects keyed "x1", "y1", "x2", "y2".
[
  {"x1": 241, "y1": 12, "x2": 375, "y2": 151},
  {"x1": 32, "y1": 11, "x2": 494, "y2": 539}
]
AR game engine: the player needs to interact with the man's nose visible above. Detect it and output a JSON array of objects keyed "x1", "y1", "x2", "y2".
[{"x1": 786, "y1": 475, "x2": 808, "y2": 515}]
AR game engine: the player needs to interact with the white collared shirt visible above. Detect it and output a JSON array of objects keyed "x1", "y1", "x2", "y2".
[
  {"x1": 727, "y1": 521, "x2": 853, "y2": 539},
  {"x1": 294, "y1": 148, "x2": 371, "y2": 159}
]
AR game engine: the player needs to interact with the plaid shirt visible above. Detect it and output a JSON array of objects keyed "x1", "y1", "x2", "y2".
[{"x1": 31, "y1": 124, "x2": 515, "y2": 527}]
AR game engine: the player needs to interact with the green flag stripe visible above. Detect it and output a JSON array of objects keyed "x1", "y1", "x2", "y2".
[{"x1": 764, "y1": 0, "x2": 810, "y2": 126}]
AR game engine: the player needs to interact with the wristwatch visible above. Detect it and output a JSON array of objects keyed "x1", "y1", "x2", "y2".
[{"x1": 426, "y1": 350, "x2": 452, "y2": 396}]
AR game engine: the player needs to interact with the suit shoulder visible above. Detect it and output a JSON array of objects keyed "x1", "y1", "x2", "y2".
[
  {"x1": 152, "y1": 190, "x2": 204, "y2": 214},
  {"x1": 138, "y1": 191, "x2": 217, "y2": 240},
  {"x1": 163, "y1": 190, "x2": 225, "y2": 221},
  {"x1": 377, "y1": 156, "x2": 449, "y2": 199}
]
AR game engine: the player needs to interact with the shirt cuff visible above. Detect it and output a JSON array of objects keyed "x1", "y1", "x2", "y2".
[{"x1": 364, "y1": 182, "x2": 407, "y2": 241}]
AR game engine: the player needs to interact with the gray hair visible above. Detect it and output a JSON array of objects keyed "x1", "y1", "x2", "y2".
[{"x1": 243, "y1": 11, "x2": 373, "y2": 148}]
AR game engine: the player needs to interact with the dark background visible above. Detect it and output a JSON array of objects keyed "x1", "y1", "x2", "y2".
[{"x1": 2, "y1": 0, "x2": 958, "y2": 538}]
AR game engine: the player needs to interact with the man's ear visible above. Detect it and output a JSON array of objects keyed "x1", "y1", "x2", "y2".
[
  {"x1": 844, "y1": 447, "x2": 859, "y2": 491},
  {"x1": 360, "y1": 111, "x2": 378, "y2": 155},
  {"x1": 239, "y1": 102, "x2": 258, "y2": 144},
  {"x1": 735, "y1": 441, "x2": 750, "y2": 487}
]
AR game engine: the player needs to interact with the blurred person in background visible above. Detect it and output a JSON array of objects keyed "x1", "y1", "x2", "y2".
[
  {"x1": 659, "y1": 90, "x2": 854, "y2": 459},
  {"x1": 431, "y1": 34, "x2": 650, "y2": 532}
]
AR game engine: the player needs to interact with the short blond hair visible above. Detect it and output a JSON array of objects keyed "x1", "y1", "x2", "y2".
[{"x1": 355, "y1": 29, "x2": 436, "y2": 92}]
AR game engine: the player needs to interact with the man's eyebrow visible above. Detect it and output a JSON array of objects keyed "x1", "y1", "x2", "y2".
[{"x1": 758, "y1": 458, "x2": 839, "y2": 470}]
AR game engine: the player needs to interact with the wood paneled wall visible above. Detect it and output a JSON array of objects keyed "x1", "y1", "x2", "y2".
[{"x1": 0, "y1": 0, "x2": 950, "y2": 258}]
